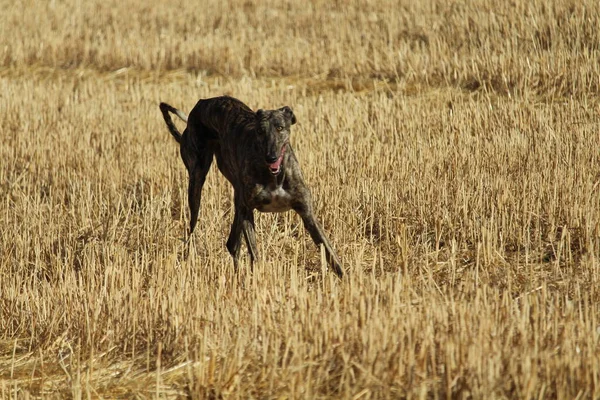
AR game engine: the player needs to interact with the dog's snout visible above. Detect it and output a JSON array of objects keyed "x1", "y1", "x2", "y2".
[{"x1": 265, "y1": 154, "x2": 278, "y2": 164}]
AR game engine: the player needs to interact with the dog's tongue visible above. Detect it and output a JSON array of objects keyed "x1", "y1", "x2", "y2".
[{"x1": 269, "y1": 154, "x2": 283, "y2": 171}]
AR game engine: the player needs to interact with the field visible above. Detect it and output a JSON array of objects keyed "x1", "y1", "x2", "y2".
[{"x1": 1, "y1": 0, "x2": 600, "y2": 398}]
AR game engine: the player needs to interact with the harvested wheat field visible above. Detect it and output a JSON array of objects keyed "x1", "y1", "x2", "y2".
[{"x1": 2, "y1": 0, "x2": 600, "y2": 398}]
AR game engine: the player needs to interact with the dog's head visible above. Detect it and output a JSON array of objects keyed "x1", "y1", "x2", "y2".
[{"x1": 256, "y1": 106, "x2": 297, "y2": 175}]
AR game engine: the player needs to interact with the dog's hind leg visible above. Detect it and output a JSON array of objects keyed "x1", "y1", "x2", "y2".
[{"x1": 186, "y1": 146, "x2": 213, "y2": 237}]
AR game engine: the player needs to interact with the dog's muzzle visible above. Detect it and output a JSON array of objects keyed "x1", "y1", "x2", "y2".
[{"x1": 265, "y1": 145, "x2": 286, "y2": 175}]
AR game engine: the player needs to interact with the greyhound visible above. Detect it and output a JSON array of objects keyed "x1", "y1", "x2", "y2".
[{"x1": 159, "y1": 96, "x2": 344, "y2": 278}]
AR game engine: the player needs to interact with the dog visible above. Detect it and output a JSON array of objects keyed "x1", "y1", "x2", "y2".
[{"x1": 159, "y1": 96, "x2": 344, "y2": 278}]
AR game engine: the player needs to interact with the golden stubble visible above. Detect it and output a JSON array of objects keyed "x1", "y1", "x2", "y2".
[{"x1": 1, "y1": 0, "x2": 600, "y2": 398}]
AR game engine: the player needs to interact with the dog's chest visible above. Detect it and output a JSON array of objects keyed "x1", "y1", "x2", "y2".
[{"x1": 255, "y1": 186, "x2": 293, "y2": 213}]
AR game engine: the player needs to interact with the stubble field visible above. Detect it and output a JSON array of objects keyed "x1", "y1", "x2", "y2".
[{"x1": 1, "y1": 0, "x2": 600, "y2": 398}]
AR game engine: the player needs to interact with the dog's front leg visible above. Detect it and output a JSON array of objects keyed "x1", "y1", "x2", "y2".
[
  {"x1": 242, "y1": 211, "x2": 258, "y2": 271},
  {"x1": 226, "y1": 193, "x2": 257, "y2": 272},
  {"x1": 293, "y1": 203, "x2": 344, "y2": 278},
  {"x1": 226, "y1": 207, "x2": 244, "y2": 272}
]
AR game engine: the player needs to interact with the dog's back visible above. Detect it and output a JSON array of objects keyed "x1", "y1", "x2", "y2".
[{"x1": 188, "y1": 96, "x2": 256, "y2": 139}]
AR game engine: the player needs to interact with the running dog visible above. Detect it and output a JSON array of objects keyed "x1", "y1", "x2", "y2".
[{"x1": 160, "y1": 96, "x2": 343, "y2": 277}]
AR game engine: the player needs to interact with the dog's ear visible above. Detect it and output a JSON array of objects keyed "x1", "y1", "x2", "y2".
[
  {"x1": 256, "y1": 109, "x2": 265, "y2": 120},
  {"x1": 280, "y1": 106, "x2": 297, "y2": 125}
]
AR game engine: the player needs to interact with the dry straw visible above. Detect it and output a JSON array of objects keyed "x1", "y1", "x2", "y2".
[{"x1": 1, "y1": 0, "x2": 599, "y2": 398}]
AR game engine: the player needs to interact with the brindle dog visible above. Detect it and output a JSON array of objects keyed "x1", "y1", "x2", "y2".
[{"x1": 159, "y1": 96, "x2": 343, "y2": 278}]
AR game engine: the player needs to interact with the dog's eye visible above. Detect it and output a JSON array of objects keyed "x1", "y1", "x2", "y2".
[{"x1": 276, "y1": 126, "x2": 284, "y2": 131}]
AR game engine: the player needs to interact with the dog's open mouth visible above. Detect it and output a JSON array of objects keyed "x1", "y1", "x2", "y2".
[
  {"x1": 267, "y1": 145, "x2": 286, "y2": 175},
  {"x1": 268, "y1": 154, "x2": 283, "y2": 175}
]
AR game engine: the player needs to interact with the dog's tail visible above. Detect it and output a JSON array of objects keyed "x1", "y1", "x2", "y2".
[{"x1": 159, "y1": 102, "x2": 188, "y2": 143}]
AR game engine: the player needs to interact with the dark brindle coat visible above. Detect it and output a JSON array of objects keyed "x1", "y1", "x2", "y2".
[{"x1": 160, "y1": 96, "x2": 343, "y2": 277}]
